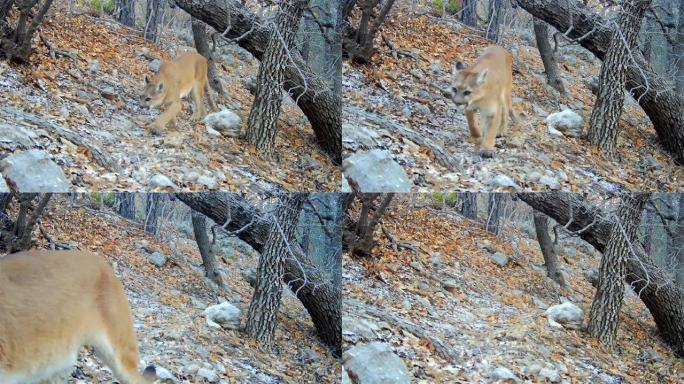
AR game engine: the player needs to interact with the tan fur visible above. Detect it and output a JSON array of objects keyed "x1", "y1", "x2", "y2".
[
  {"x1": 447, "y1": 46, "x2": 518, "y2": 155},
  {"x1": 0, "y1": 250, "x2": 155, "y2": 384},
  {"x1": 140, "y1": 52, "x2": 217, "y2": 134}
]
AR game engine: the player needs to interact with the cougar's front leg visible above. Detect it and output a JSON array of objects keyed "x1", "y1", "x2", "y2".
[{"x1": 148, "y1": 100, "x2": 182, "y2": 135}]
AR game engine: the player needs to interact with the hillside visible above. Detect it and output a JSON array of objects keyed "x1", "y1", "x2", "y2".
[
  {"x1": 342, "y1": 7, "x2": 684, "y2": 192},
  {"x1": 0, "y1": 2, "x2": 339, "y2": 191},
  {"x1": 31, "y1": 198, "x2": 340, "y2": 383},
  {"x1": 343, "y1": 202, "x2": 684, "y2": 383}
]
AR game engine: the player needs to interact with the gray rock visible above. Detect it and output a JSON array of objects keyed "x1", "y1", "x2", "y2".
[
  {"x1": 533, "y1": 104, "x2": 549, "y2": 117},
  {"x1": 154, "y1": 366, "x2": 178, "y2": 383},
  {"x1": 489, "y1": 366, "x2": 520, "y2": 383},
  {"x1": 0, "y1": 176, "x2": 8, "y2": 192},
  {"x1": 490, "y1": 174, "x2": 520, "y2": 191},
  {"x1": 196, "y1": 367, "x2": 218, "y2": 382},
  {"x1": 491, "y1": 252, "x2": 509, "y2": 267},
  {"x1": 203, "y1": 302, "x2": 242, "y2": 330},
  {"x1": 203, "y1": 110, "x2": 242, "y2": 137},
  {"x1": 343, "y1": 342, "x2": 411, "y2": 384},
  {"x1": 149, "y1": 174, "x2": 176, "y2": 189},
  {"x1": 413, "y1": 103, "x2": 430, "y2": 115},
  {"x1": 342, "y1": 369, "x2": 351, "y2": 384},
  {"x1": 546, "y1": 109, "x2": 584, "y2": 138},
  {"x1": 342, "y1": 316, "x2": 380, "y2": 340},
  {"x1": 539, "y1": 367, "x2": 561, "y2": 383},
  {"x1": 341, "y1": 175, "x2": 351, "y2": 192},
  {"x1": 539, "y1": 175, "x2": 561, "y2": 190},
  {"x1": 560, "y1": 54, "x2": 577, "y2": 65},
  {"x1": 149, "y1": 59, "x2": 162, "y2": 72},
  {"x1": 88, "y1": 60, "x2": 99, "y2": 73},
  {"x1": 585, "y1": 76, "x2": 600, "y2": 95},
  {"x1": 639, "y1": 348, "x2": 662, "y2": 364},
  {"x1": 584, "y1": 268, "x2": 600, "y2": 288},
  {"x1": 0, "y1": 150, "x2": 70, "y2": 192},
  {"x1": 545, "y1": 302, "x2": 584, "y2": 329},
  {"x1": 196, "y1": 175, "x2": 218, "y2": 190},
  {"x1": 0, "y1": 123, "x2": 36, "y2": 150},
  {"x1": 147, "y1": 252, "x2": 167, "y2": 267},
  {"x1": 243, "y1": 75, "x2": 257, "y2": 95},
  {"x1": 342, "y1": 123, "x2": 379, "y2": 149},
  {"x1": 343, "y1": 150, "x2": 412, "y2": 192},
  {"x1": 298, "y1": 348, "x2": 321, "y2": 364},
  {"x1": 242, "y1": 268, "x2": 257, "y2": 288}
]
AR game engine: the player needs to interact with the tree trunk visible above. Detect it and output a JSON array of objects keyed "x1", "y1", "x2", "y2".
[
  {"x1": 245, "y1": 0, "x2": 308, "y2": 159},
  {"x1": 0, "y1": 0, "x2": 54, "y2": 63},
  {"x1": 675, "y1": 194, "x2": 684, "y2": 288},
  {"x1": 516, "y1": 0, "x2": 684, "y2": 165},
  {"x1": 486, "y1": 0, "x2": 504, "y2": 42},
  {"x1": 533, "y1": 18, "x2": 566, "y2": 94},
  {"x1": 586, "y1": 0, "x2": 649, "y2": 158},
  {"x1": 245, "y1": 193, "x2": 306, "y2": 348},
  {"x1": 342, "y1": 0, "x2": 397, "y2": 63},
  {"x1": 460, "y1": 192, "x2": 477, "y2": 220},
  {"x1": 674, "y1": 0, "x2": 684, "y2": 92},
  {"x1": 191, "y1": 211, "x2": 223, "y2": 286},
  {"x1": 461, "y1": 0, "x2": 477, "y2": 27},
  {"x1": 144, "y1": 0, "x2": 163, "y2": 42},
  {"x1": 587, "y1": 193, "x2": 649, "y2": 349},
  {"x1": 173, "y1": 0, "x2": 341, "y2": 164},
  {"x1": 486, "y1": 193, "x2": 503, "y2": 235},
  {"x1": 518, "y1": 192, "x2": 684, "y2": 357},
  {"x1": 347, "y1": 193, "x2": 394, "y2": 256},
  {"x1": 533, "y1": 211, "x2": 566, "y2": 287},
  {"x1": 117, "y1": 0, "x2": 135, "y2": 27},
  {"x1": 176, "y1": 192, "x2": 341, "y2": 357},
  {"x1": 144, "y1": 193, "x2": 161, "y2": 236},
  {"x1": 116, "y1": 192, "x2": 135, "y2": 220},
  {"x1": 191, "y1": 18, "x2": 224, "y2": 96},
  {"x1": 0, "y1": 193, "x2": 51, "y2": 253}
]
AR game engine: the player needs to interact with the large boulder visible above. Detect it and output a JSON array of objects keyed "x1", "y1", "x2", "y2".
[
  {"x1": 0, "y1": 150, "x2": 70, "y2": 192},
  {"x1": 545, "y1": 110, "x2": 584, "y2": 138},
  {"x1": 545, "y1": 302, "x2": 584, "y2": 329},
  {"x1": 203, "y1": 302, "x2": 242, "y2": 330},
  {"x1": 343, "y1": 342, "x2": 411, "y2": 384},
  {"x1": 203, "y1": 110, "x2": 242, "y2": 138},
  {"x1": 343, "y1": 150, "x2": 411, "y2": 192}
]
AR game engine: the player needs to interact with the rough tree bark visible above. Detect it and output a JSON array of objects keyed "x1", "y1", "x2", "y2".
[
  {"x1": 461, "y1": 0, "x2": 477, "y2": 27},
  {"x1": 486, "y1": 0, "x2": 504, "y2": 42},
  {"x1": 676, "y1": 194, "x2": 684, "y2": 288},
  {"x1": 586, "y1": 0, "x2": 650, "y2": 158},
  {"x1": 144, "y1": 0, "x2": 163, "y2": 42},
  {"x1": 486, "y1": 193, "x2": 503, "y2": 235},
  {"x1": 533, "y1": 211, "x2": 566, "y2": 287},
  {"x1": 533, "y1": 18, "x2": 566, "y2": 94},
  {"x1": 518, "y1": 192, "x2": 684, "y2": 357},
  {"x1": 245, "y1": 193, "x2": 306, "y2": 349},
  {"x1": 191, "y1": 18, "x2": 224, "y2": 96},
  {"x1": 176, "y1": 193, "x2": 341, "y2": 357},
  {"x1": 0, "y1": 193, "x2": 51, "y2": 253},
  {"x1": 117, "y1": 0, "x2": 135, "y2": 27},
  {"x1": 173, "y1": 0, "x2": 341, "y2": 164},
  {"x1": 674, "y1": 0, "x2": 684, "y2": 92},
  {"x1": 345, "y1": 193, "x2": 394, "y2": 256},
  {"x1": 516, "y1": 0, "x2": 684, "y2": 165},
  {"x1": 191, "y1": 210, "x2": 223, "y2": 286},
  {"x1": 116, "y1": 192, "x2": 135, "y2": 220},
  {"x1": 587, "y1": 193, "x2": 649, "y2": 349},
  {"x1": 342, "y1": 0, "x2": 397, "y2": 63},
  {"x1": 460, "y1": 192, "x2": 477, "y2": 220},
  {"x1": 245, "y1": 0, "x2": 308, "y2": 159},
  {"x1": 144, "y1": 193, "x2": 161, "y2": 236},
  {"x1": 0, "y1": 0, "x2": 54, "y2": 63}
]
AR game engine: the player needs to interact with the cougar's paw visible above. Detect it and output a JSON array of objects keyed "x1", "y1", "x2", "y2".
[{"x1": 478, "y1": 149, "x2": 495, "y2": 158}]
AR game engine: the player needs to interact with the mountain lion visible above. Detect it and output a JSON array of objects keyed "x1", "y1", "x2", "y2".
[
  {"x1": 444, "y1": 46, "x2": 518, "y2": 157},
  {"x1": 140, "y1": 51, "x2": 217, "y2": 135},
  {"x1": 0, "y1": 250, "x2": 155, "y2": 384}
]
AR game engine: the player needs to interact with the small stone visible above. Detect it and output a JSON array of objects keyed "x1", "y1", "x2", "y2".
[
  {"x1": 491, "y1": 252, "x2": 509, "y2": 267},
  {"x1": 196, "y1": 367, "x2": 218, "y2": 382},
  {"x1": 203, "y1": 302, "x2": 242, "y2": 330},
  {"x1": 196, "y1": 175, "x2": 218, "y2": 190},
  {"x1": 147, "y1": 252, "x2": 167, "y2": 267},
  {"x1": 149, "y1": 59, "x2": 162, "y2": 72},
  {"x1": 489, "y1": 366, "x2": 520, "y2": 383},
  {"x1": 490, "y1": 174, "x2": 520, "y2": 190},
  {"x1": 149, "y1": 174, "x2": 176, "y2": 189}
]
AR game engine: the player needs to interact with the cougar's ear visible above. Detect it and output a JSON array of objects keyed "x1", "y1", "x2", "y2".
[
  {"x1": 476, "y1": 68, "x2": 488, "y2": 85},
  {"x1": 156, "y1": 81, "x2": 164, "y2": 92}
]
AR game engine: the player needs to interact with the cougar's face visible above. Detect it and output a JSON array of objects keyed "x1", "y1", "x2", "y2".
[{"x1": 140, "y1": 75, "x2": 165, "y2": 108}]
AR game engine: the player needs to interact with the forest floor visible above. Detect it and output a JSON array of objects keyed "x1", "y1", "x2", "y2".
[
  {"x1": 342, "y1": 7, "x2": 684, "y2": 192},
  {"x1": 32, "y1": 198, "x2": 340, "y2": 383},
  {"x1": 0, "y1": 2, "x2": 339, "y2": 192},
  {"x1": 343, "y1": 203, "x2": 684, "y2": 383}
]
